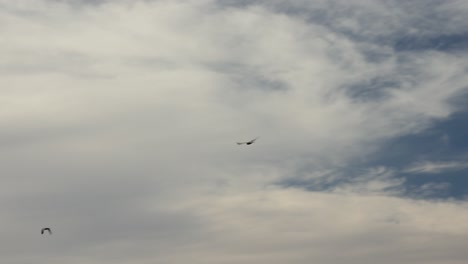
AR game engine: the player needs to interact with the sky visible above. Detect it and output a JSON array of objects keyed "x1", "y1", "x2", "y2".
[{"x1": 1, "y1": 0, "x2": 468, "y2": 263}]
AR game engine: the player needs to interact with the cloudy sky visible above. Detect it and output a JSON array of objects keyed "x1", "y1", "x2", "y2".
[{"x1": 1, "y1": 0, "x2": 468, "y2": 263}]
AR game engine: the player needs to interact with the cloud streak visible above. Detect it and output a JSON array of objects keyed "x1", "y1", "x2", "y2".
[{"x1": 405, "y1": 161, "x2": 468, "y2": 174}]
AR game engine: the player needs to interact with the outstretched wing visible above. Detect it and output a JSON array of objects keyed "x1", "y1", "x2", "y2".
[{"x1": 249, "y1": 137, "x2": 259, "y2": 143}]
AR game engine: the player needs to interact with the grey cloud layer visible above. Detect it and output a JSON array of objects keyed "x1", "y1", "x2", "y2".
[{"x1": 1, "y1": 0, "x2": 468, "y2": 263}]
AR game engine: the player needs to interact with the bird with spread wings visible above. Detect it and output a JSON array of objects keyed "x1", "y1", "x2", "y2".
[
  {"x1": 41, "y1": 228, "x2": 52, "y2": 235},
  {"x1": 237, "y1": 137, "x2": 259, "y2": 145}
]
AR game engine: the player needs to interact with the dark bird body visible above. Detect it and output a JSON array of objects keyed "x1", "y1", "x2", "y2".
[
  {"x1": 237, "y1": 137, "x2": 259, "y2": 145},
  {"x1": 41, "y1": 228, "x2": 52, "y2": 235}
]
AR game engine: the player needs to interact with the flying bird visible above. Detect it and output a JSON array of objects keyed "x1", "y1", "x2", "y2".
[
  {"x1": 237, "y1": 137, "x2": 259, "y2": 145},
  {"x1": 41, "y1": 228, "x2": 52, "y2": 235}
]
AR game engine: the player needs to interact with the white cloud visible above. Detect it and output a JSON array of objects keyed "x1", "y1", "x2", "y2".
[
  {"x1": 404, "y1": 161, "x2": 468, "y2": 174},
  {"x1": 0, "y1": 0, "x2": 468, "y2": 263},
  {"x1": 330, "y1": 166, "x2": 405, "y2": 195}
]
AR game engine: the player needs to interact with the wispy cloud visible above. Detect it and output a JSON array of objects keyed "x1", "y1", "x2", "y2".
[
  {"x1": 404, "y1": 161, "x2": 468, "y2": 174},
  {"x1": 1, "y1": 0, "x2": 468, "y2": 263}
]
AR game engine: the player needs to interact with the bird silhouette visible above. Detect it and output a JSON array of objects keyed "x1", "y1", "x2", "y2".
[
  {"x1": 41, "y1": 228, "x2": 52, "y2": 235},
  {"x1": 237, "y1": 137, "x2": 259, "y2": 145}
]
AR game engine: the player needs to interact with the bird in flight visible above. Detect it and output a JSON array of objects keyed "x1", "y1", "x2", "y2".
[
  {"x1": 237, "y1": 137, "x2": 259, "y2": 145},
  {"x1": 41, "y1": 228, "x2": 52, "y2": 235}
]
